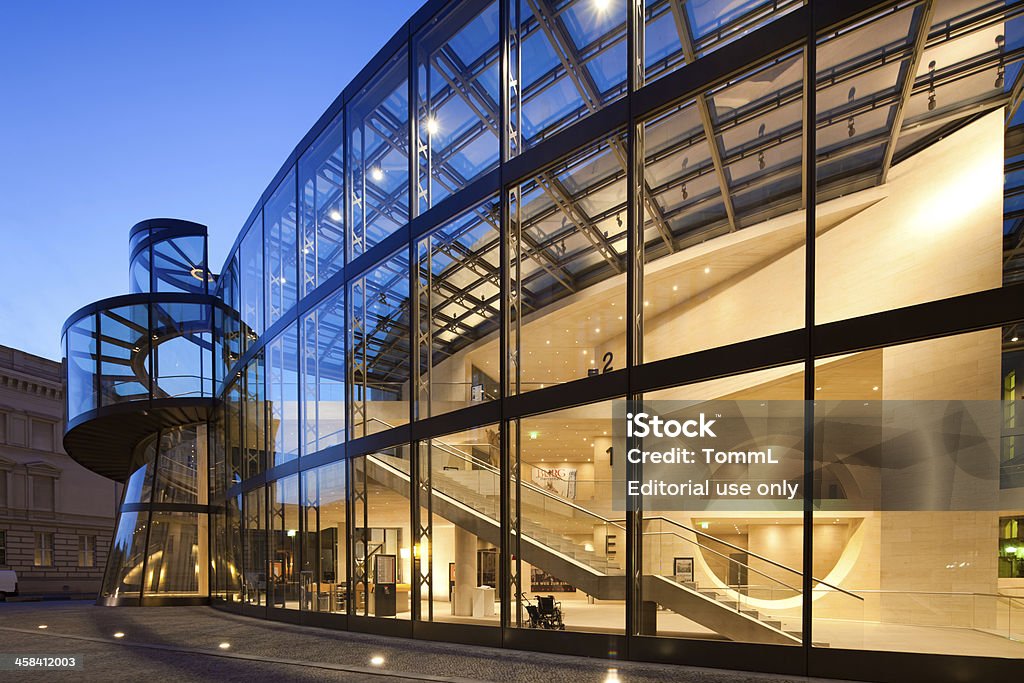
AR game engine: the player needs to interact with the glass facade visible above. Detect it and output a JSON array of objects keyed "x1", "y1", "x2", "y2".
[{"x1": 64, "y1": 1, "x2": 1024, "y2": 679}]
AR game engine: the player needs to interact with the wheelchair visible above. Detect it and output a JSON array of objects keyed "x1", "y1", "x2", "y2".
[{"x1": 522, "y1": 593, "x2": 565, "y2": 630}]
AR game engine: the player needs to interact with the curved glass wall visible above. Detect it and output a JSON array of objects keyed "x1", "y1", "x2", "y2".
[
  {"x1": 63, "y1": 299, "x2": 215, "y2": 423},
  {"x1": 100, "y1": 424, "x2": 209, "y2": 604}
]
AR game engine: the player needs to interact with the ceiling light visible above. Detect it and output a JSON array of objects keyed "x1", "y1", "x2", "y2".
[
  {"x1": 594, "y1": 0, "x2": 611, "y2": 12},
  {"x1": 872, "y1": 386, "x2": 879, "y2": 392},
  {"x1": 1013, "y1": 336, "x2": 1019, "y2": 342},
  {"x1": 425, "y1": 117, "x2": 439, "y2": 135},
  {"x1": 287, "y1": 529, "x2": 296, "y2": 537},
  {"x1": 529, "y1": 431, "x2": 538, "y2": 440},
  {"x1": 370, "y1": 167, "x2": 384, "y2": 182},
  {"x1": 643, "y1": 301, "x2": 649, "y2": 307},
  {"x1": 672, "y1": 285, "x2": 678, "y2": 291},
  {"x1": 703, "y1": 266, "x2": 710, "y2": 274},
  {"x1": 329, "y1": 209, "x2": 342, "y2": 222}
]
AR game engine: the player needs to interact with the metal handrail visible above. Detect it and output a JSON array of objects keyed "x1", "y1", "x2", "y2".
[
  {"x1": 627, "y1": 515, "x2": 863, "y2": 601},
  {"x1": 367, "y1": 417, "x2": 626, "y2": 531},
  {"x1": 644, "y1": 530, "x2": 802, "y2": 595}
]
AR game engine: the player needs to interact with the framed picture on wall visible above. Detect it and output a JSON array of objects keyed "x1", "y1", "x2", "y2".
[{"x1": 674, "y1": 557, "x2": 694, "y2": 584}]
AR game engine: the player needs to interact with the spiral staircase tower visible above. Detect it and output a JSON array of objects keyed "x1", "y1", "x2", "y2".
[{"x1": 62, "y1": 219, "x2": 218, "y2": 606}]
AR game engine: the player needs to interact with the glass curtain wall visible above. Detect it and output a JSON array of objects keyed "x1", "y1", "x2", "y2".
[{"x1": 202, "y1": 0, "x2": 1024, "y2": 667}]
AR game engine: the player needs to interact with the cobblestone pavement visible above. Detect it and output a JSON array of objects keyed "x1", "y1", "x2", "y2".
[{"x1": 0, "y1": 601, "x2": 853, "y2": 682}]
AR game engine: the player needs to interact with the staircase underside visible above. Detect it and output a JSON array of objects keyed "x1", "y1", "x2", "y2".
[{"x1": 64, "y1": 399, "x2": 213, "y2": 481}]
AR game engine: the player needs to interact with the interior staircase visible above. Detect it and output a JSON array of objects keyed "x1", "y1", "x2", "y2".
[{"x1": 365, "y1": 451, "x2": 820, "y2": 644}]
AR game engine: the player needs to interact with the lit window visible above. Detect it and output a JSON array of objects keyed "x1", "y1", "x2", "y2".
[
  {"x1": 78, "y1": 535, "x2": 95, "y2": 568},
  {"x1": 34, "y1": 532, "x2": 54, "y2": 567}
]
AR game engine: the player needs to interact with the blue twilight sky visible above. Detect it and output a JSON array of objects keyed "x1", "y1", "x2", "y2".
[{"x1": 0, "y1": 0, "x2": 421, "y2": 360}]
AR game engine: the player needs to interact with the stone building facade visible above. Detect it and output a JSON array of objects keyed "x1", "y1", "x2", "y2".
[{"x1": 0, "y1": 345, "x2": 118, "y2": 596}]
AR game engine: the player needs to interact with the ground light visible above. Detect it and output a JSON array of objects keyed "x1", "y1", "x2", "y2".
[
  {"x1": 218, "y1": 643, "x2": 231, "y2": 650},
  {"x1": 370, "y1": 655, "x2": 385, "y2": 666},
  {"x1": 113, "y1": 632, "x2": 125, "y2": 639},
  {"x1": 604, "y1": 668, "x2": 622, "y2": 683},
  {"x1": 37, "y1": 625, "x2": 47, "y2": 629}
]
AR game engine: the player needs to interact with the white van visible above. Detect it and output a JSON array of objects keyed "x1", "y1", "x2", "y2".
[{"x1": 0, "y1": 570, "x2": 18, "y2": 599}]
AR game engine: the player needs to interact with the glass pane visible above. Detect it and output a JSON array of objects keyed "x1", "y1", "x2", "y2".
[
  {"x1": 352, "y1": 445, "x2": 412, "y2": 619},
  {"x1": 100, "y1": 511, "x2": 147, "y2": 599},
  {"x1": 266, "y1": 168, "x2": 299, "y2": 325},
  {"x1": 416, "y1": 195, "x2": 501, "y2": 417},
  {"x1": 512, "y1": 401, "x2": 624, "y2": 634},
  {"x1": 816, "y1": 3, "x2": 1006, "y2": 324},
  {"x1": 240, "y1": 215, "x2": 264, "y2": 348},
  {"x1": 512, "y1": 0, "x2": 626, "y2": 151},
  {"x1": 642, "y1": 52, "x2": 805, "y2": 364},
  {"x1": 813, "y1": 327, "x2": 1022, "y2": 658},
  {"x1": 267, "y1": 323, "x2": 300, "y2": 467},
  {"x1": 152, "y1": 301, "x2": 213, "y2": 399},
  {"x1": 98, "y1": 304, "x2": 150, "y2": 406},
  {"x1": 417, "y1": 425, "x2": 500, "y2": 625},
  {"x1": 642, "y1": 366, "x2": 805, "y2": 644},
  {"x1": 66, "y1": 315, "x2": 98, "y2": 420},
  {"x1": 268, "y1": 474, "x2": 300, "y2": 609},
  {"x1": 303, "y1": 290, "x2": 346, "y2": 455},
  {"x1": 153, "y1": 234, "x2": 208, "y2": 294},
  {"x1": 243, "y1": 352, "x2": 266, "y2": 478},
  {"x1": 511, "y1": 133, "x2": 627, "y2": 394},
  {"x1": 144, "y1": 511, "x2": 205, "y2": 597},
  {"x1": 299, "y1": 113, "x2": 345, "y2": 296},
  {"x1": 349, "y1": 47, "x2": 410, "y2": 258},
  {"x1": 350, "y1": 251, "x2": 411, "y2": 437},
  {"x1": 643, "y1": 0, "x2": 803, "y2": 85},
  {"x1": 153, "y1": 424, "x2": 208, "y2": 505},
  {"x1": 243, "y1": 487, "x2": 266, "y2": 606},
  {"x1": 301, "y1": 462, "x2": 347, "y2": 614},
  {"x1": 415, "y1": 0, "x2": 500, "y2": 210}
]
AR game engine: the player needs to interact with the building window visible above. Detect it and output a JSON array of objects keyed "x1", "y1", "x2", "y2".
[
  {"x1": 78, "y1": 535, "x2": 95, "y2": 568},
  {"x1": 30, "y1": 419, "x2": 54, "y2": 451},
  {"x1": 34, "y1": 532, "x2": 53, "y2": 567},
  {"x1": 31, "y1": 475, "x2": 55, "y2": 511},
  {"x1": 0, "y1": 530, "x2": 6, "y2": 565},
  {"x1": 0, "y1": 472, "x2": 7, "y2": 508}
]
